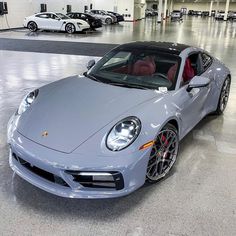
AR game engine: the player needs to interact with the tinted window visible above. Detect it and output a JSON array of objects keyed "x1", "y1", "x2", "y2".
[{"x1": 36, "y1": 14, "x2": 50, "y2": 18}]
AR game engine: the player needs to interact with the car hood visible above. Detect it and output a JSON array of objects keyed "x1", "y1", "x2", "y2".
[{"x1": 17, "y1": 76, "x2": 159, "y2": 153}]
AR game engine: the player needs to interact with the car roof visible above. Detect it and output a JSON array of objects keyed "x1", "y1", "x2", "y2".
[{"x1": 117, "y1": 41, "x2": 190, "y2": 55}]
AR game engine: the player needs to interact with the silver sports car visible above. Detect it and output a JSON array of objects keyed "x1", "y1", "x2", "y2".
[{"x1": 7, "y1": 42, "x2": 231, "y2": 198}]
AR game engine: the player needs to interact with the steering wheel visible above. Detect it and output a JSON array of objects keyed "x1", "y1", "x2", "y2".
[{"x1": 153, "y1": 73, "x2": 168, "y2": 81}]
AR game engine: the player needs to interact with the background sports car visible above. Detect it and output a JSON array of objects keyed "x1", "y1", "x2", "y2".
[
  {"x1": 88, "y1": 10, "x2": 115, "y2": 24},
  {"x1": 66, "y1": 12, "x2": 103, "y2": 29},
  {"x1": 7, "y1": 42, "x2": 231, "y2": 199},
  {"x1": 23, "y1": 12, "x2": 90, "y2": 33}
]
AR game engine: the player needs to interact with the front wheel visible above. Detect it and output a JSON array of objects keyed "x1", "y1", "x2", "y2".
[
  {"x1": 105, "y1": 18, "x2": 112, "y2": 25},
  {"x1": 214, "y1": 76, "x2": 231, "y2": 115},
  {"x1": 65, "y1": 23, "x2": 76, "y2": 34},
  {"x1": 27, "y1": 21, "x2": 38, "y2": 32},
  {"x1": 146, "y1": 123, "x2": 179, "y2": 183}
]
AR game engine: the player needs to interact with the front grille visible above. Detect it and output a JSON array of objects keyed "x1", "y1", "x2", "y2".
[
  {"x1": 66, "y1": 171, "x2": 124, "y2": 190},
  {"x1": 12, "y1": 153, "x2": 69, "y2": 187}
]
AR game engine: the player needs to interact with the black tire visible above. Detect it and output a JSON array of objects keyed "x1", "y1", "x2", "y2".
[
  {"x1": 65, "y1": 23, "x2": 76, "y2": 34},
  {"x1": 105, "y1": 18, "x2": 112, "y2": 25},
  {"x1": 27, "y1": 21, "x2": 38, "y2": 32},
  {"x1": 146, "y1": 123, "x2": 179, "y2": 183},
  {"x1": 214, "y1": 76, "x2": 231, "y2": 115}
]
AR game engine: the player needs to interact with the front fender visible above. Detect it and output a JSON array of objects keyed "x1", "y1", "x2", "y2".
[{"x1": 74, "y1": 92, "x2": 180, "y2": 157}]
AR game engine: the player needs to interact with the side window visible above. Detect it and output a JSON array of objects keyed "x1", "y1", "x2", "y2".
[
  {"x1": 181, "y1": 53, "x2": 200, "y2": 85},
  {"x1": 201, "y1": 53, "x2": 212, "y2": 70},
  {"x1": 51, "y1": 14, "x2": 60, "y2": 20},
  {"x1": 81, "y1": 14, "x2": 86, "y2": 19},
  {"x1": 36, "y1": 14, "x2": 49, "y2": 18}
]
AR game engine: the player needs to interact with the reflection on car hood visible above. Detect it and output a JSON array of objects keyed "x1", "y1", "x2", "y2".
[
  {"x1": 65, "y1": 19, "x2": 88, "y2": 24},
  {"x1": 17, "y1": 76, "x2": 159, "y2": 153}
]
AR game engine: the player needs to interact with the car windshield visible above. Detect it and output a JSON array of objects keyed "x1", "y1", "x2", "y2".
[
  {"x1": 56, "y1": 13, "x2": 70, "y2": 19},
  {"x1": 87, "y1": 49, "x2": 181, "y2": 91}
]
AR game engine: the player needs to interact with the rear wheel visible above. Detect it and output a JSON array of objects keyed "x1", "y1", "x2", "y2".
[
  {"x1": 146, "y1": 123, "x2": 179, "y2": 183},
  {"x1": 65, "y1": 23, "x2": 76, "y2": 34},
  {"x1": 27, "y1": 21, "x2": 38, "y2": 32},
  {"x1": 214, "y1": 76, "x2": 231, "y2": 115},
  {"x1": 105, "y1": 18, "x2": 112, "y2": 25}
]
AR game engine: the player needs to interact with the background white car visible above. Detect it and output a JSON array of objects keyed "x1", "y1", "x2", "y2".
[
  {"x1": 23, "y1": 12, "x2": 90, "y2": 33},
  {"x1": 88, "y1": 10, "x2": 115, "y2": 24}
]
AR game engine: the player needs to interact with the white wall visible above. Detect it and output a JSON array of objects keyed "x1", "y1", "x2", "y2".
[
  {"x1": 118, "y1": 0, "x2": 135, "y2": 21},
  {"x1": 32, "y1": 0, "x2": 93, "y2": 14},
  {"x1": 0, "y1": 0, "x2": 35, "y2": 30},
  {"x1": 146, "y1": 1, "x2": 158, "y2": 10},
  {"x1": 134, "y1": 0, "x2": 146, "y2": 20}
]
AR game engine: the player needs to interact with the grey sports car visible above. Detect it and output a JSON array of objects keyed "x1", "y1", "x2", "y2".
[{"x1": 7, "y1": 42, "x2": 231, "y2": 198}]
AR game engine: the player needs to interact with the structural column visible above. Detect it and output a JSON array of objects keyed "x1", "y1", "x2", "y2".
[
  {"x1": 224, "y1": 0, "x2": 230, "y2": 21},
  {"x1": 170, "y1": 0, "x2": 173, "y2": 14},
  {"x1": 216, "y1": 0, "x2": 220, "y2": 12},
  {"x1": 157, "y1": 0, "x2": 163, "y2": 23},
  {"x1": 163, "y1": 0, "x2": 167, "y2": 19},
  {"x1": 209, "y1": 1, "x2": 213, "y2": 17}
]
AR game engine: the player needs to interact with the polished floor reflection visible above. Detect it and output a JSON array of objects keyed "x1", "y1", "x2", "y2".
[{"x1": 0, "y1": 16, "x2": 236, "y2": 236}]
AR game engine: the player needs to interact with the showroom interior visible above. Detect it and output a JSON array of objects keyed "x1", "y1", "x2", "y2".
[{"x1": 0, "y1": 0, "x2": 236, "y2": 235}]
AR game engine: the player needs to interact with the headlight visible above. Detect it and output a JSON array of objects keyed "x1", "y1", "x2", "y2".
[
  {"x1": 17, "y1": 89, "x2": 39, "y2": 115},
  {"x1": 106, "y1": 116, "x2": 141, "y2": 151}
]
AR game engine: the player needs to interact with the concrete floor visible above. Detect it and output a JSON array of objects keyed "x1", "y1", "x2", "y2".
[{"x1": 0, "y1": 17, "x2": 236, "y2": 236}]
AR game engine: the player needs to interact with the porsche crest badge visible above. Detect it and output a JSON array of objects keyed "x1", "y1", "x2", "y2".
[{"x1": 42, "y1": 131, "x2": 48, "y2": 137}]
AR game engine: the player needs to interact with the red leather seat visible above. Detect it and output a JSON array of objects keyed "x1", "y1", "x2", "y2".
[
  {"x1": 167, "y1": 63, "x2": 178, "y2": 82},
  {"x1": 132, "y1": 57, "x2": 156, "y2": 76},
  {"x1": 183, "y1": 58, "x2": 195, "y2": 83}
]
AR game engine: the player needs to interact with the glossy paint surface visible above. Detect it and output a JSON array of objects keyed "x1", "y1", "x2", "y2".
[
  {"x1": 7, "y1": 42, "x2": 230, "y2": 199},
  {"x1": 23, "y1": 13, "x2": 90, "y2": 32},
  {"x1": 0, "y1": 16, "x2": 236, "y2": 235}
]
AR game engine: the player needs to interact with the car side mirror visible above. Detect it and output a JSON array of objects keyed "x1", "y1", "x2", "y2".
[
  {"x1": 87, "y1": 59, "x2": 95, "y2": 70},
  {"x1": 186, "y1": 76, "x2": 210, "y2": 92}
]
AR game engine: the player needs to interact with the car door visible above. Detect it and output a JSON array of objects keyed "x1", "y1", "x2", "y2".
[
  {"x1": 34, "y1": 13, "x2": 50, "y2": 29},
  {"x1": 198, "y1": 52, "x2": 215, "y2": 114},
  {"x1": 174, "y1": 52, "x2": 210, "y2": 137},
  {"x1": 46, "y1": 14, "x2": 63, "y2": 30}
]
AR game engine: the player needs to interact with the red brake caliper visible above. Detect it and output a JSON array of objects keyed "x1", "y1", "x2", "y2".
[
  {"x1": 161, "y1": 135, "x2": 169, "y2": 159},
  {"x1": 161, "y1": 135, "x2": 169, "y2": 146}
]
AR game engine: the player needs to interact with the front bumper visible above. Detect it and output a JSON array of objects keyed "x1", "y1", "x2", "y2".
[{"x1": 9, "y1": 130, "x2": 150, "y2": 199}]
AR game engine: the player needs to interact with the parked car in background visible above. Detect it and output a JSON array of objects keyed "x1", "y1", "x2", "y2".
[
  {"x1": 145, "y1": 9, "x2": 158, "y2": 17},
  {"x1": 23, "y1": 12, "x2": 90, "y2": 33},
  {"x1": 228, "y1": 11, "x2": 236, "y2": 20},
  {"x1": 193, "y1": 11, "x2": 202, "y2": 16},
  {"x1": 89, "y1": 10, "x2": 116, "y2": 24},
  {"x1": 171, "y1": 10, "x2": 183, "y2": 21},
  {"x1": 211, "y1": 10, "x2": 216, "y2": 17},
  {"x1": 66, "y1": 12, "x2": 102, "y2": 29},
  {"x1": 215, "y1": 11, "x2": 226, "y2": 20},
  {"x1": 188, "y1": 10, "x2": 194, "y2": 16},
  {"x1": 201, "y1": 11, "x2": 209, "y2": 17},
  {"x1": 107, "y1": 11, "x2": 125, "y2": 23}
]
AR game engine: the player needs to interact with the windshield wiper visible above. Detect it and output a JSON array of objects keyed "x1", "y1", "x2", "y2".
[
  {"x1": 106, "y1": 81, "x2": 149, "y2": 90},
  {"x1": 83, "y1": 72, "x2": 102, "y2": 83}
]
